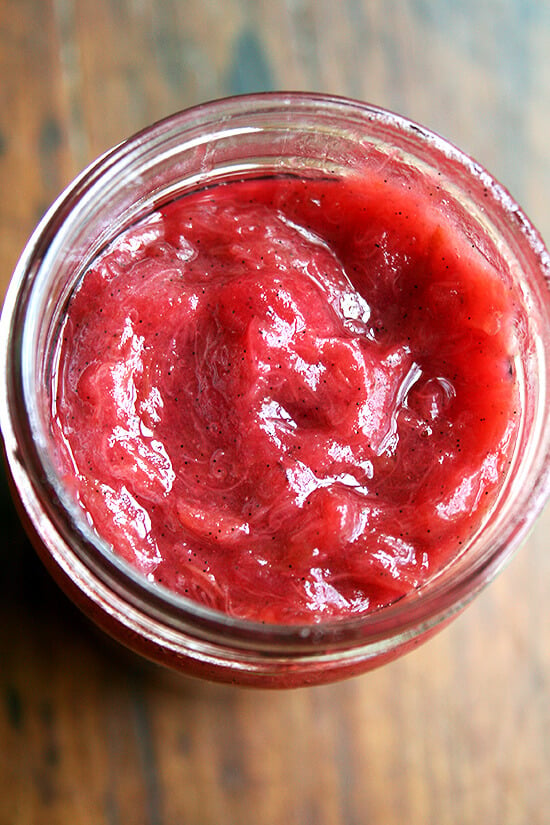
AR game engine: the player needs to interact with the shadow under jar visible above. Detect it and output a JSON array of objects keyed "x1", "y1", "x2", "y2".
[{"x1": 2, "y1": 93, "x2": 550, "y2": 687}]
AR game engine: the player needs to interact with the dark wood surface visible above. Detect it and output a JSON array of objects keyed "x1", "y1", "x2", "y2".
[{"x1": 1, "y1": 2, "x2": 549, "y2": 823}]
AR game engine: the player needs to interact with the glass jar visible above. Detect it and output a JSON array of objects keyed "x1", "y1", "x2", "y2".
[{"x1": 1, "y1": 93, "x2": 550, "y2": 687}]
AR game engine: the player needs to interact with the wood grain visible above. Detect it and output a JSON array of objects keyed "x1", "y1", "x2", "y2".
[{"x1": 1, "y1": 2, "x2": 549, "y2": 824}]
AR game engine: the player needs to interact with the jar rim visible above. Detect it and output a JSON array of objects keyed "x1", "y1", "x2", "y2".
[{"x1": 2, "y1": 91, "x2": 550, "y2": 660}]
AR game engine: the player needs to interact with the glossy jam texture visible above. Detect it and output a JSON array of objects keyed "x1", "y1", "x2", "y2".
[{"x1": 52, "y1": 172, "x2": 520, "y2": 623}]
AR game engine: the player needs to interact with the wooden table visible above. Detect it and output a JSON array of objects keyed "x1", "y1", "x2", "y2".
[{"x1": 1, "y1": 2, "x2": 549, "y2": 823}]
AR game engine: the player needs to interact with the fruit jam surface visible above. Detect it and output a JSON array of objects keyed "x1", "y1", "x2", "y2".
[{"x1": 53, "y1": 173, "x2": 520, "y2": 623}]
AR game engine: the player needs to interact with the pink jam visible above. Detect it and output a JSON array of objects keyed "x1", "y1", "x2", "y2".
[{"x1": 52, "y1": 173, "x2": 520, "y2": 623}]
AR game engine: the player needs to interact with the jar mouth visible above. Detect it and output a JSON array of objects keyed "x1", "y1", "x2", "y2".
[{"x1": 2, "y1": 91, "x2": 550, "y2": 657}]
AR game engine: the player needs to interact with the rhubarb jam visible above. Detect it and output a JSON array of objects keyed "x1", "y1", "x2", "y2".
[{"x1": 52, "y1": 173, "x2": 520, "y2": 623}]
